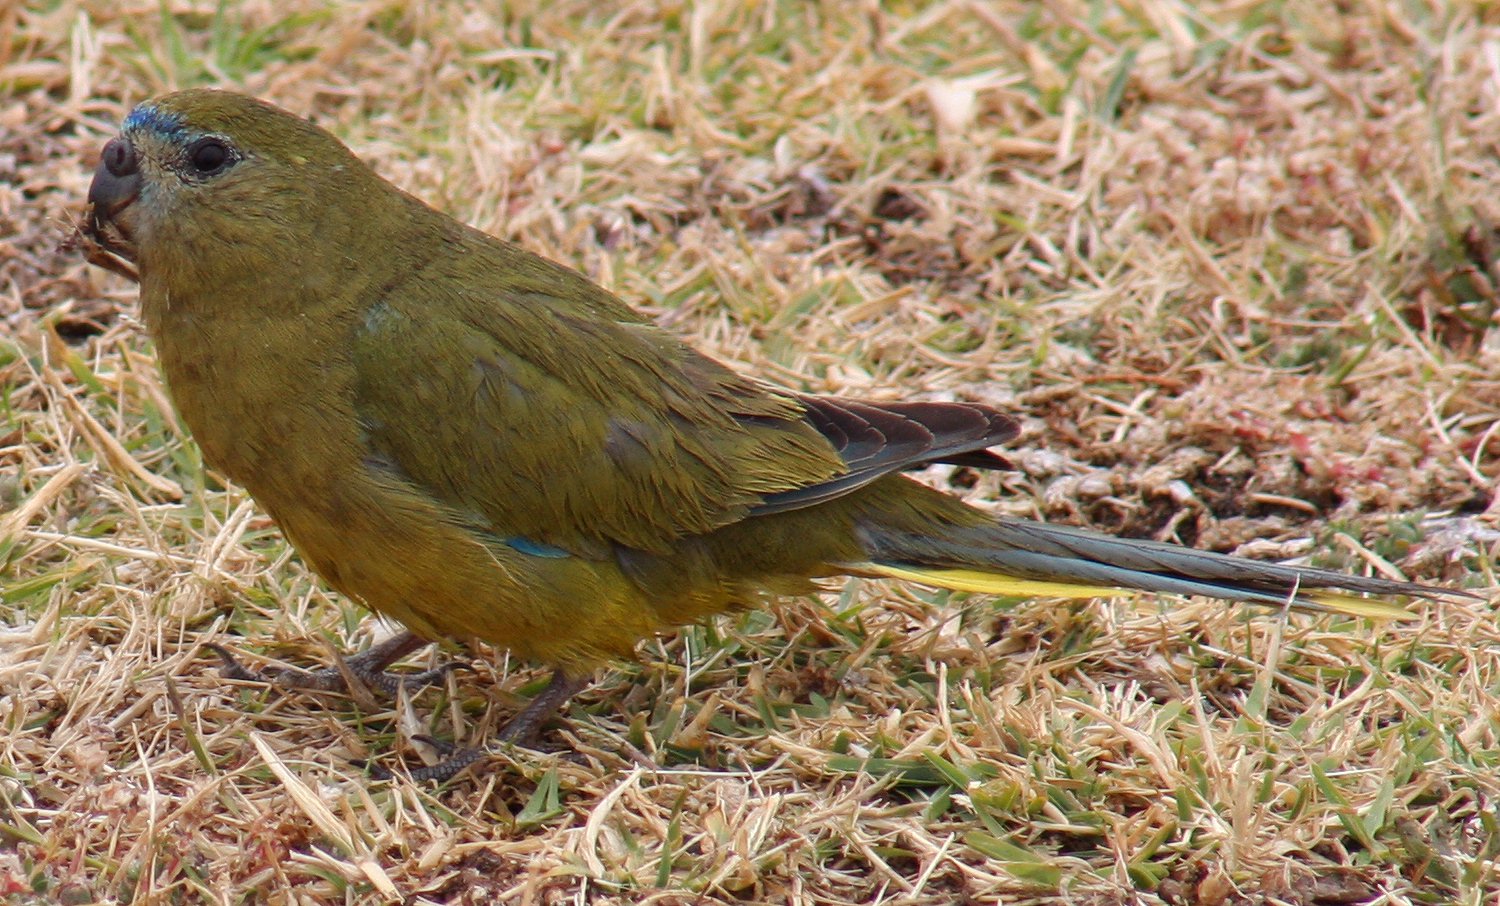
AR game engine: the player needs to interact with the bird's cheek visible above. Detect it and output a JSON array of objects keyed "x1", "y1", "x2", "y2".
[
  {"x1": 93, "y1": 203, "x2": 142, "y2": 260},
  {"x1": 111, "y1": 202, "x2": 142, "y2": 235},
  {"x1": 106, "y1": 188, "x2": 174, "y2": 259}
]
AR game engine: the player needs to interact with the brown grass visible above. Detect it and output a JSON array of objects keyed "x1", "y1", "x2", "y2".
[{"x1": 3, "y1": 1, "x2": 1500, "y2": 903}]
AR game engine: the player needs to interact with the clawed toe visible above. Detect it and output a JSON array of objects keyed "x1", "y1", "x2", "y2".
[
  {"x1": 359, "y1": 670, "x2": 590, "y2": 782},
  {"x1": 205, "y1": 632, "x2": 460, "y2": 697},
  {"x1": 207, "y1": 637, "x2": 589, "y2": 783},
  {"x1": 360, "y1": 736, "x2": 489, "y2": 782},
  {"x1": 205, "y1": 642, "x2": 278, "y2": 684}
]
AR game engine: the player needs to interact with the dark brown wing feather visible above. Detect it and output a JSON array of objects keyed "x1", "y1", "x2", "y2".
[{"x1": 751, "y1": 397, "x2": 1017, "y2": 515}]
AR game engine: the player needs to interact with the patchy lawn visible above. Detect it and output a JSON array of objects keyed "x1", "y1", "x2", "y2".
[{"x1": 2, "y1": 1, "x2": 1498, "y2": 903}]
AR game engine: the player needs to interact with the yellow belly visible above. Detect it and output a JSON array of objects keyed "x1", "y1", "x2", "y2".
[{"x1": 261, "y1": 469, "x2": 665, "y2": 670}]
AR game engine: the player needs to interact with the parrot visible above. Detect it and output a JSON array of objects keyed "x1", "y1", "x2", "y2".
[{"x1": 81, "y1": 89, "x2": 1457, "y2": 780}]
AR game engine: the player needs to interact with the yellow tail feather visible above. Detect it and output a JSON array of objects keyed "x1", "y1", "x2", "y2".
[
  {"x1": 851, "y1": 562, "x2": 1135, "y2": 600},
  {"x1": 849, "y1": 562, "x2": 1415, "y2": 620},
  {"x1": 1303, "y1": 590, "x2": 1415, "y2": 620}
]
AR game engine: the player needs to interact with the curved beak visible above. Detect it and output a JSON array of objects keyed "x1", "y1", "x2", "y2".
[{"x1": 85, "y1": 137, "x2": 142, "y2": 263}]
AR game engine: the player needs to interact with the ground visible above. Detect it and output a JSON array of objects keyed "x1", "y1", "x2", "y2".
[{"x1": 2, "y1": 1, "x2": 1499, "y2": 903}]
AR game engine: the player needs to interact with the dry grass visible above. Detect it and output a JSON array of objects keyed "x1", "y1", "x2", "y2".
[{"x1": 3, "y1": 0, "x2": 1500, "y2": 903}]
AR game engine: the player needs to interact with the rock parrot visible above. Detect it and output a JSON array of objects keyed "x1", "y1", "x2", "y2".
[{"x1": 82, "y1": 90, "x2": 1454, "y2": 779}]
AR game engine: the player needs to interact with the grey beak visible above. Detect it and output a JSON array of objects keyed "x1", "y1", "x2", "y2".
[{"x1": 88, "y1": 137, "x2": 142, "y2": 229}]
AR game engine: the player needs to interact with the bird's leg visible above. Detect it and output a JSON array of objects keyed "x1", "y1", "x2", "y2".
[
  {"x1": 497, "y1": 669, "x2": 592, "y2": 744},
  {"x1": 370, "y1": 669, "x2": 590, "y2": 783},
  {"x1": 208, "y1": 630, "x2": 461, "y2": 696}
]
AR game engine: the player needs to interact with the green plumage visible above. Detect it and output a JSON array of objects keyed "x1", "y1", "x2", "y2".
[{"x1": 85, "y1": 90, "x2": 1448, "y2": 681}]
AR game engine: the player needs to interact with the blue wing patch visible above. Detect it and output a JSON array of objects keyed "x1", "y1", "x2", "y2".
[{"x1": 503, "y1": 536, "x2": 572, "y2": 559}]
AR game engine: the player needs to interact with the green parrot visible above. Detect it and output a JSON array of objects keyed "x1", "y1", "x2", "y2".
[{"x1": 83, "y1": 90, "x2": 1453, "y2": 779}]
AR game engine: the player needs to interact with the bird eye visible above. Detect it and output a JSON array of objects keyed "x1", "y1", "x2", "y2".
[{"x1": 187, "y1": 137, "x2": 234, "y2": 176}]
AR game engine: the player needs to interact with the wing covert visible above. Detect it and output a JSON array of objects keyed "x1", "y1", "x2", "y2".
[{"x1": 348, "y1": 248, "x2": 846, "y2": 555}]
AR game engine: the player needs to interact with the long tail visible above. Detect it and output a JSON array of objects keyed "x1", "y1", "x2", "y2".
[{"x1": 846, "y1": 517, "x2": 1456, "y2": 620}]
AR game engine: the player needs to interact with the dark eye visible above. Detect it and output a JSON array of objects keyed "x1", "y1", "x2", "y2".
[{"x1": 187, "y1": 137, "x2": 233, "y2": 176}]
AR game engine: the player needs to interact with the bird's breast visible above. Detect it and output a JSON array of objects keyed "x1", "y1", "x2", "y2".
[{"x1": 148, "y1": 294, "x2": 365, "y2": 505}]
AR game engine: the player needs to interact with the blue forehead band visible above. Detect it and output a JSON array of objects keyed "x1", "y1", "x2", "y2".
[{"x1": 123, "y1": 104, "x2": 187, "y2": 140}]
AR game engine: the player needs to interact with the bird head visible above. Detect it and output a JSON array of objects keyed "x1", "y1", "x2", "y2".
[{"x1": 85, "y1": 90, "x2": 388, "y2": 292}]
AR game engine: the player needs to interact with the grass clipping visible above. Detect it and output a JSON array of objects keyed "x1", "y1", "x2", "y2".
[{"x1": 3, "y1": 1, "x2": 1500, "y2": 903}]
